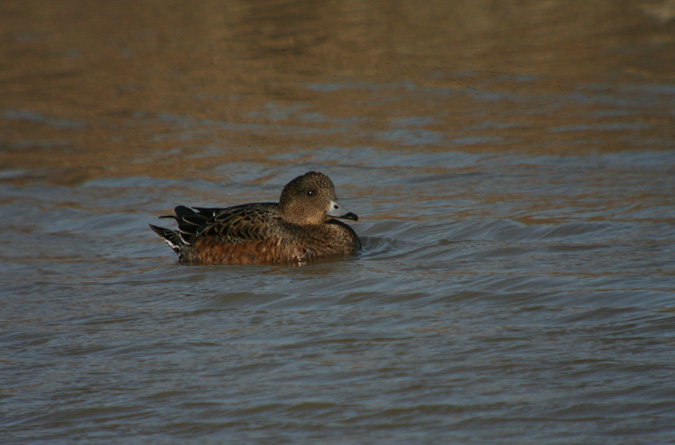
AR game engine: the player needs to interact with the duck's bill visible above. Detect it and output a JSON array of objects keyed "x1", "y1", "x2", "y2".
[{"x1": 327, "y1": 200, "x2": 359, "y2": 221}]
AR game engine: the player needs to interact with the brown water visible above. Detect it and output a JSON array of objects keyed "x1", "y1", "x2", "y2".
[{"x1": 1, "y1": 0, "x2": 674, "y2": 443}]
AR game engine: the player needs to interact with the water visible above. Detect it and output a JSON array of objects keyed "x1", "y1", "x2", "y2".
[{"x1": 1, "y1": 1, "x2": 674, "y2": 443}]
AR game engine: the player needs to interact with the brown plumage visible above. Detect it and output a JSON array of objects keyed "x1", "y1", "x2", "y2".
[{"x1": 150, "y1": 171, "x2": 361, "y2": 265}]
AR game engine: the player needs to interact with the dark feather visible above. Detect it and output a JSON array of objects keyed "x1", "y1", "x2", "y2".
[
  {"x1": 157, "y1": 203, "x2": 280, "y2": 244},
  {"x1": 149, "y1": 224, "x2": 185, "y2": 253}
]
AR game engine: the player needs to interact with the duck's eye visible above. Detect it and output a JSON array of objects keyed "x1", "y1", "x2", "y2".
[{"x1": 306, "y1": 189, "x2": 315, "y2": 197}]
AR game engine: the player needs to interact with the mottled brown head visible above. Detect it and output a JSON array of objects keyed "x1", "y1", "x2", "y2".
[{"x1": 278, "y1": 171, "x2": 358, "y2": 226}]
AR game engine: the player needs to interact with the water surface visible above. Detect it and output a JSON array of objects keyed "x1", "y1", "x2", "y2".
[{"x1": 1, "y1": 1, "x2": 674, "y2": 443}]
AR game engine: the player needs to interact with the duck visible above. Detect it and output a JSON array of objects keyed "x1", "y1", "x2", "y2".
[{"x1": 150, "y1": 171, "x2": 361, "y2": 265}]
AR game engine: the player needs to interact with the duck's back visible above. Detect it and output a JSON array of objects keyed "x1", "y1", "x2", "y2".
[{"x1": 176, "y1": 203, "x2": 279, "y2": 242}]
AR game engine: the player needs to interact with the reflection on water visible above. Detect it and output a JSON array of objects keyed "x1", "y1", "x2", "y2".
[{"x1": 1, "y1": 0, "x2": 674, "y2": 442}]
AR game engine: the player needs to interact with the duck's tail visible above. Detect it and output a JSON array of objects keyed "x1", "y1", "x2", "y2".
[{"x1": 149, "y1": 224, "x2": 187, "y2": 256}]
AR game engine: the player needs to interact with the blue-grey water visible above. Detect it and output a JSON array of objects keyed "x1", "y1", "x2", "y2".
[{"x1": 1, "y1": 1, "x2": 674, "y2": 443}]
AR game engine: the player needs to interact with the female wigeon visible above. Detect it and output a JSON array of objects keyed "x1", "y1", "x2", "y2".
[{"x1": 150, "y1": 171, "x2": 361, "y2": 265}]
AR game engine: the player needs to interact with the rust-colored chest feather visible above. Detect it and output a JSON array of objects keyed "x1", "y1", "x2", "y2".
[{"x1": 184, "y1": 220, "x2": 360, "y2": 265}]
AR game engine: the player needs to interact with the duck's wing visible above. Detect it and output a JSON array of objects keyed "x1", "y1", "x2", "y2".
[{"x1": 165, "y1": 203, "x2": 279, "y2": 244}]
